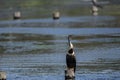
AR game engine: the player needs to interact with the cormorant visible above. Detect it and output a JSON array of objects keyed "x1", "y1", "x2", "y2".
[
  {"x1": 92, "y1": 0, "x2": 103, "y2": 9},
  {"x1": 66, "y1": 35, "x2": 76, "y2": 72}
]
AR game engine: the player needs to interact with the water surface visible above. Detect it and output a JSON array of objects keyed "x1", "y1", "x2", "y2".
[{"x1": 0, "y1": 0, "x2": 120, "y2": 80}]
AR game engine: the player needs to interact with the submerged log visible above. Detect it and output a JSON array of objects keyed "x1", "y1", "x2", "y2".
[
  {"x1": 65, "y1": 68, "x2": 75, "y2": 80},
  {"x1": 0, "y1": 71, "x2": 6, "y2": 80},
  {"x1": 52, "y1": 11, "x2": 60, "y2": 20},
  {"x1": 13, "y1": 11, "x2": 21, "y2": 20}
]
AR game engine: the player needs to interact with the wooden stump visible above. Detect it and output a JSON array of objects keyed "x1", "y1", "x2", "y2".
[
  {"x1": 13, "y1": 11, "x2": 21, "y2": 20},
  {"x1": 92, "y1": 6, "x2": 98, "y2": 16},
  {"x1": 52, "y1": 11, "x2": 60, "y2": 20},
  {"x1": 0, "y1": 71, "x2": 6, "y2": 80},
  {"x1": 92, "y1": 11, "x2": 98, "y2": 16},
  {"x1": 65, "y1": 68, "x2": 75, "y2": 80}
]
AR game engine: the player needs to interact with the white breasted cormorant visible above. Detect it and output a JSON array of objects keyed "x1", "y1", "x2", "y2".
[{"x1": 66, "y1": 35, "x2": 76, "y2": 72}]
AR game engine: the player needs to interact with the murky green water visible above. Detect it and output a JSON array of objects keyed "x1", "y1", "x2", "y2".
[{"x1": 0, "y1": 0, "x2": 120, "y2": 80}]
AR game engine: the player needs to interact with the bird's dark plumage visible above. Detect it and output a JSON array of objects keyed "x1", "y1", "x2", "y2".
[
  {"x1": 92, "y1": 0, "x2": 103, "y2": 9},
  {"x1": 68, "y1": 49, "x2": 73, "y2": 54},
  {"x1": 66, "y1": 54, "x2": 76, "y2": 72}
]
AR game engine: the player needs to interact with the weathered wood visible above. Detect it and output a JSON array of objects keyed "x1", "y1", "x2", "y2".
[
  {"x1": 0, "y1": 71, "x2": 6, "y2": 80},
  {"x1": 13, "y1": 11, "x2": 21, "y2": 20},
  {"x1": 92, "y1": 5, "x2": 98, "y2": 12},
  {"x1": 65, "y1": 68, "x2": 75, "y2": 80},
  {"x1": 52, "y1": 11, "x2": 60, "y2": 20},
  {"x1": 92, "y1": 11, "x2": 98, "y2": 16},
  {"x1": 91, "y1": 5, "x2": 98, "y2": 16}
]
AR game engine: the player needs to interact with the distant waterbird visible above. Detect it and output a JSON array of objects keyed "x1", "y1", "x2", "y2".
[{"x1": 92, "y1": 0, "x2": 103, "y2": 9}]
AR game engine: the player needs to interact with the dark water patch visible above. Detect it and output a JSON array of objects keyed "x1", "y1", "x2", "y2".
[
  {"x1": 74, "y1": 35, "x2": 120, "y2": 46},
  {"x1": 77, "y1": 62, "x2": 120, "y2": 71},
  {"x1": 1, "y1": 33, "x2": 120, "y2": 43},
  {"x1": 2, "y1": 66, "x2": 120, "y2": 80},
  {"x1": 0, "y1": 33, "x2": 65, "y2": 53},
  {"x1": 0, "y1": 32, "x2": 120, "y2": 54},
  {"x1": 0, "y1": 41, "x2": 55, "y2": 53},
  {"x1": 76, "y1": 44, "x2": 120, "y2": 64},
  {"x1": 73, "y1": 34, "x2": 120, "y2": 40},
  {"x1": 0, "y1": 33, "x2": 54, "y2": 41}
]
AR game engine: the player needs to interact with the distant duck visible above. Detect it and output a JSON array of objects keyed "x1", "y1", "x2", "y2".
[
  {"x1": 92, "y1": 0, "x2": 103, "y2": 9},
  {"x1": 66, "y1": 35, "x2": 76, "y2": 73}
]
